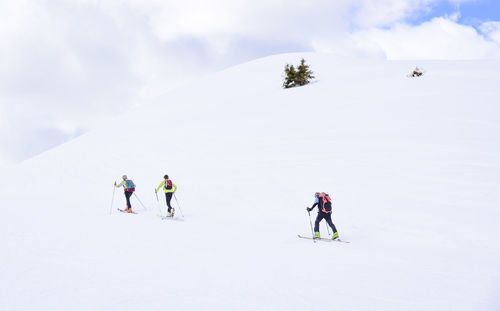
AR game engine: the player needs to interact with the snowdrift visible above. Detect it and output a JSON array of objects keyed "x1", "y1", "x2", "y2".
[{"x1": 1, "y1": 53, "x2": 499, "y2": 310}]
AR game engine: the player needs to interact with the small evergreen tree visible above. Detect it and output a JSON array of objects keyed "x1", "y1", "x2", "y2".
[
  {"x1": 283, "y1": 58, "x2": 314, "y2": 88},
  {"x1": 283, "y1": 64, "x2": 297, "y2": 88}
]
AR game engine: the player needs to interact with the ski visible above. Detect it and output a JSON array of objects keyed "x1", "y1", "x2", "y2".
[
  {"x1": 160, "y1": 216, "x2": 184, "y2": 221},
  {"x1": 297, "y1": 234, "x2": 349, "y2": 243},
  {"x1": 117, "y1": 208, "x2": 137, "y2": 214},
  {"x1": 156, "y1": 214, "x2": 184, "y2": 221}
]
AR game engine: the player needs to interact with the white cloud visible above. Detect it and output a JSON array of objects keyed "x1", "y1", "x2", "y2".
[
  {"x1": 351, "y1": 0, "x2": 432, "y2": 28},
  {"x1": 480, "y1": 21, "x2": 500, "y2": 44},
  {"x1": 351, "y1": 17, "x2": 500, "y2": 59},
  {"x1": 56, "y1": 0, "x2": 452, "y2": 51}
]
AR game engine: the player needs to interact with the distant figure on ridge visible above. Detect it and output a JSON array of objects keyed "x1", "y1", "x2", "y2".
[
  {"x1": 115, "y1": 175, "x2": 136, "y2": 213},
  {"x1": 307, "y1": 192, "x2": 339, "y2": 240},
  {"x1": 155, "y1": 175, "x2": 178, "y2": 217}
]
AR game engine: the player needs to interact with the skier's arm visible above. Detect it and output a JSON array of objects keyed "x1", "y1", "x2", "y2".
[
  {"x1": 311, "y1": 197, "x2": 319, "y2": 209},
  {"x1": 115, "y1": 180, "x2": 125, "y2": 188},
  {"x1": 156, "y1": 180, "x2": 165, "y2": 193},
  {"x1": 172, "y1": 183, "x2": 178, "y2": 192},
  {"x1": 307, "y1": 198, "x2": 319, "y2": 211}
]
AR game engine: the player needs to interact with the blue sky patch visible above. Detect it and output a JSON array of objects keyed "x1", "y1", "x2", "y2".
[{"x1": 408, "y1": 0, "x2": 500, "y2": 29}]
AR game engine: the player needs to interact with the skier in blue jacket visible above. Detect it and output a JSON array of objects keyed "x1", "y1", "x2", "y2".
[{"x1": 115, "y1": 175, "x2": 135, "y2": 213}]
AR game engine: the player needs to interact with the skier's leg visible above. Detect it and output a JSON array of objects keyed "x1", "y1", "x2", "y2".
[
  {"x1": 325, "y1": 213, "x2": 339, "y2": 239},
  {"x1": 314, "y1": 213, "x2": 324, "y2": 232},
  {"x1": 325, "y1": 214, "x2": 337, "y2": 233},
  {"x1": 125, "y1": 191, "x2": 132, "y2": 209},
  {"x1": 165, "y1": 192, "x2": 173, "y2": 213}
]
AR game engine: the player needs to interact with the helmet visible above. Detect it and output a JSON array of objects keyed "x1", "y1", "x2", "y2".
[
  {"x1": 314, "y1": 192, "x2": 320, "y2": 197},
  {"x1": 122, "y1": 175, "x2": 127, "y2": 179},
  {"x1": 164, "y1": 174, "x2": 169, "y2": 179}
]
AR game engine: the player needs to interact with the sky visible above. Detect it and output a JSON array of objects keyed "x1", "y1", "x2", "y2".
[
  {"x1": 1, "y1": 0, "x2": 500, "y2": 168},
  {"x1": 415, "y1": 0, "x2": 500, "y2": 26}
]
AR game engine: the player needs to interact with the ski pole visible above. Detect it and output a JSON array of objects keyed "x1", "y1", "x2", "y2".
[
  {"x1": 173, "y1": 193, "x2": 184, "y2": 217},
  {"x1": 110, "y1": 184, "x2": 116, "y2": 214},
  {"x1": 155, "y1": 190, "x2": 162, "y2": 215},
  {"x1": 133, "y1": 193, "x2": 147, "y2": 210},
  {"x1": 325, "y1": 221, "x2": 331, "y2": 237},
  {"x1": 307, "y1": 209, "x2": 315, "y2": 242}
]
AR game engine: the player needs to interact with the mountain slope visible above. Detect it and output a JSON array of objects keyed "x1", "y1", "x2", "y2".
[{"x1": 1, "y1": 53, "x2": 499, "y2": 310}]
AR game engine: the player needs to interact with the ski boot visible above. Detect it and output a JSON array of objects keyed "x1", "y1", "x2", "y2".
[
  {"x1": 313, "y1": 232, "x2": 320, "y2": 239},
  {"x1": 126, "y1": 206, "x2": 132, "y2": 213},
  {"x1": 331, "y1": 232, "x2": 339, "y2": 240}
]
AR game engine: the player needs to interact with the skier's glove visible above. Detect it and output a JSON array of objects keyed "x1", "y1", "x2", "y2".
[{"x1": 306, "y1": 207, "x2": 312, "y2": 212}]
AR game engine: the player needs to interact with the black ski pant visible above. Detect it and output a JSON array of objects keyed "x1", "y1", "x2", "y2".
[
  {"x1": 124, "y1": 191, "x2": 133, "y2": 209},
  {"x1": 314, "y1": 212, "x2": 337, "y2": 233},
  {"x1": 165, "y1": 192, "x2": 173, "y2": 212}
]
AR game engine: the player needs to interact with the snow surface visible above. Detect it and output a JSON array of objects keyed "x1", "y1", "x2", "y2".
[{"x1": 1, "y1": 53, "x2": 499, "y2": 310}]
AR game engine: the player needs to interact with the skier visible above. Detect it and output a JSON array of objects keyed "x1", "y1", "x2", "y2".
[
  {"x1": 114, "y1": 175, "x2": 135, "y2": 213},
  {"x1": 155, "y1": 175, "x2": 178, "y2": 216},
  {"x1": 307, "y1": 192, "x2": 339, "y2": 240}
]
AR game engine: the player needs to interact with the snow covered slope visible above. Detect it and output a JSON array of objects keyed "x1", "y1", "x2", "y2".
[{"x1": 1, "y1": 53, "x2": 499, "y2": 310}]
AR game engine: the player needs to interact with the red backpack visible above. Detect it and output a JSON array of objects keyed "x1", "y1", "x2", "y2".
[
  {"x1": 165, "y1": 179, "x2": 173, "y2": 190},
  {"x1": 318, "y1": 193, "x2": 332, "y2": 213}
]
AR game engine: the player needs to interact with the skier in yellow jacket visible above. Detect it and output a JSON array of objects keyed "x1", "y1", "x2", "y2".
[{"x1": 155, "y1": 175, "x2": 178, "y2": 216}]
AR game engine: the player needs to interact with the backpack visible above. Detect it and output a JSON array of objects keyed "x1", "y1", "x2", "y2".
[
  {"x1": 125, "y1": 179, "x2": 136, "y2": 192},
  {"x1": 319, "y1": 193, "x2": 332, "y2": 213},
  {"x1": 164, "y1": 179, "x2": 173, "y2": 190}
]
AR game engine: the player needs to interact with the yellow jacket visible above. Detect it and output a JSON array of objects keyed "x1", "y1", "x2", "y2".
[{"x1": 156, "y1": 179, "x2": 177, "y2": 193}]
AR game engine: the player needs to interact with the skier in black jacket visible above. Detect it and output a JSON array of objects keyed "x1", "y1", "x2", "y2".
[{"x1": 307, "y1": 192, "x2": 339, "y2": 240}]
